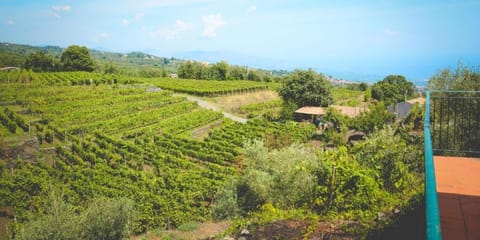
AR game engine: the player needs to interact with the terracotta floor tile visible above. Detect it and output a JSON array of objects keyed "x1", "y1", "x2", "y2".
[{"x1": 434, "y1": 156, "x2": 480, "y2": 240}]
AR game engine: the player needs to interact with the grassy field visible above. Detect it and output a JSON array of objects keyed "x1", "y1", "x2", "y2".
[{"x1": 206, "y1": 90, "x2": 280, "y2": 114}]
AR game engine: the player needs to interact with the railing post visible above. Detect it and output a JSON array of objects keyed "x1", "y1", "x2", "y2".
[{"x1": 425, "y1": 91, "x2": 442, "y2": 240}]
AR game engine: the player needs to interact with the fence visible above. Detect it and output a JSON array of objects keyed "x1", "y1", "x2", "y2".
[{"x1": 430, "y1": 91, "x2": 480, "y2": 156}]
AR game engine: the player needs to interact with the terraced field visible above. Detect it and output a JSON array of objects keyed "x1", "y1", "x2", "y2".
[{"x1": 0, "y1": 72, "x2": 314, "y2": 233}]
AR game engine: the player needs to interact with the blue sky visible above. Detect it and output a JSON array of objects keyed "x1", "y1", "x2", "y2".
[{"x1": 1, "y1": 0, "x2": 480, "y2": 84}]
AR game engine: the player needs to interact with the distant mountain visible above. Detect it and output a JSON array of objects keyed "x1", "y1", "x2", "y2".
[
  {"x1": 0, "y1": 42, "x2": 183, "y2": 73},
  {"x1": 165, "y1": 50, "x2": 291, "y2": 70},
  {"x1": 1, "y1": 42, "x2": 405, "y2": 85},
  {"x1": 321, "y1": 70, "x2": 384, "y2": 84}
]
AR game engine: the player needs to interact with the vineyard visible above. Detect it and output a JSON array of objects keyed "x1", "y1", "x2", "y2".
[
  {"x1": 146, "y1": 78, "x2": 274, "y2": 96},
  {"x1": 0, "y1": 72, "x2": 314, "y2": 233}
]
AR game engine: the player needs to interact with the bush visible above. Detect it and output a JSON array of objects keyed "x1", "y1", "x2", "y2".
[
  {"x1": 240, "y1": 140, "x2": 320, "y2": 209},
  {"x1": 212, "y1": 179, "x2": 240, "y2": 220},
  {"x1": 16, "y1": 190, "x2": 134, "y2": 240},
  {"x1": 16, "y1": 190, "x2": 81, "y2": 240},
  {"x1": 351, "y1": 127, "x2": 422, "y2": 193},
  {"x1": 80, "y1": 197, "x2": 134, "y2": 240}
]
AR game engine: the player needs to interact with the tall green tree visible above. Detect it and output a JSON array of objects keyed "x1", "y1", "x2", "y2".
[
  {"x1": 427, "y1": 64, "x2": 480, "y2": 154},
  {"x1": 228, "y1": 66, "x2": 247, "y2": 80},
  {"x1": 0, "y1": 52, "x2": 23, "y2": 67},
  {"x1": 352, "y1": 102, "x2": 395, "y2": 134},
  {"x1": 371, "y1": 75, "x2": 415, "y2": 105},
  {"x1": 60, "y1": 45, "x2": 95, "y2": 72},
  {"x1": 427, "y1": 63, "x2": 480, "y2": 91},
  {"x1": 210, "y1": 61, "x2": 229, "y2": 80},
  {"x1": 24, "y1": 51, "x2": 59, "y2": 72},
  {"x1": 278, "y1": 69, "x2": 333, "y2": 107}
]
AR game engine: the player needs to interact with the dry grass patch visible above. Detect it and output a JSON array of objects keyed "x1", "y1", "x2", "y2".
[
  {"x1": 132, "y1": 221, "x2": 230, "y2": 240},
  {"x1": 208, "y1": 90, "x2": 279, "y2": 113}
]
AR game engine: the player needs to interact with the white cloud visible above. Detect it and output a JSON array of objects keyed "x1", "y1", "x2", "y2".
[
  {"x1": 52, "y1": 5, "x2": 71, "y2": 12},
  {"x1": 135, "y1": 13, "x2": 144, "y2": 21},
  {"x1": 6, "y1": 20, "x2": 14, "y2": 25},
  {"x1": 384, "y1": 28, "x2": 400, "y2": 36},
  {"x1": 122, "y1": 13, "x2": 144, "y2": 26},
  {"x1": 150, "y1": 20, "x2": 190, "y2": 40},
  {"x1": 100, "y1": 32, "x2": 109, "y2": 38},
  {"x1": 202, "y1": 13, "x2": 226, "y2": 38},
  {"x1": 247, "y1": 5, "x2": 257, "y2": 13},
  {"x1": 122, "y1": 19, "x2": 131, "y2": 26},
  {"x1": 51, "y1": 5, "x2": 71, "y2": 19},
  {"x1": 93, "y1": 32, "x2": 110, "y2": 42}
]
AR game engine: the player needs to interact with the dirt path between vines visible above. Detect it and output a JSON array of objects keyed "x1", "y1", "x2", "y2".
[{"x1": 181, "y1": 95, "x2": 248, "y2": 124}]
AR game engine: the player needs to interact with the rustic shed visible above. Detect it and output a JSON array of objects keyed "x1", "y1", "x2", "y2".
[{"x1": 294, "y1": 106, "x2": 326, "y2": 122}]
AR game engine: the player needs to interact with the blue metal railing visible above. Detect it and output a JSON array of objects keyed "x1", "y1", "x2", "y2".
[{"x1": 425, "y1": 91, "x2": 442, "y2": 240}]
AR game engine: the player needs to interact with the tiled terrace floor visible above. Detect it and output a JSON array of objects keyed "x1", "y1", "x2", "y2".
[{"x1": 434, "y1": 156, "x2": 480, "y2": 240}]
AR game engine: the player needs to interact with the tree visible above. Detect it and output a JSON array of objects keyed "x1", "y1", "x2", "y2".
[
  {"x1": 278, "y1": 69, "x2": 333, "y2": 107},
  {"x1": 104, "y1": 62, "x2": 117, "y2": 74},
  {"x1": 228, "y1": 140, "x2": 320, "y2": 213},
  {"x1": 427, "y1": 63, "x2": 480, "y2": 91},
  {"x1": 210, "y1": 61, "x2": 229, "y2": 80},
  {"x1": 359, "y1": 82, "x2": 369, "y2": 91},
  {"x1": 24, "y1": 51, "x2": 59, "y2": 72},
  {"x1": 371, "y1": 75, "x2": 415, "y2": 105},
  {"x1": 427, "y1": 64, "x2": 480, "y2": 154},
  {"x1": 60, "y1": 45, "x2": 95, "y2": 72},
  {"x1": 352, "y1": 102, "x2": 395, "y2": 134},
  {"x1": 177, "y1": 61, "x2": 195, "y2": 79},
  {"x1": 0, "y1": 52, "x2": 23, "y2": 67},
  {"x1": 228, "y1": 66, "x2": 246, "y2": 80},
  {"x1": 351, "y1": 127, "x2": 421, "y2": 193},
  {"x1": 247, "y1": 70, "x2": 261, "y2": 81}
]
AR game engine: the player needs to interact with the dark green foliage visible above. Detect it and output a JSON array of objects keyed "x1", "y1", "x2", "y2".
[
  {"x1": 44, "y1": 130, "x2": 54, "y2": 143},
  {"x1": 213, "y1": 140, "x2": 320, "y2": 217},
  {"x1": 16, "y1": 190, "x2": 134, "y2": 240},
  {"x1": 371, "y1": 75, "x2": 415, "y2": 105},
  {"x1": 247, "y1": 70, "x2": 261, "y2": 81},
  {"x1": 212, "y1": 179, "x2": 240, "y2": 220},
  {"x1": 278, "y1": 69, "x2": 333, "y2": 107},
  {"x1": 359, "y1": 82, "x2": 369, "y2": 91},
  {"x1": 279, "y1": 100, "x2": 298, "y2": 120},
  {"x1": 216, "y1": 135, "x2": 423, "y2": 227},
  {"x1": 0, "y1": 51, "x2": 23, "y2": 67},
  {"x1": 210, "y1": 61, "x2": 229, "y2": 80},
  {"x1": 60, "y1": 45, "x2": 95, "y2": 72},
  {"x1": 104, "y1": 63, "x2": 118, "y2": 74},
  {"x1": 427, "y1": 63, "x2": 480, "y2": 91},
  {"x1": 80, "y1": 197, "x2": 134, "y2": 240},
  {"x1": 15, "y1": 190, "x2": 80, "y2": 240},
  {"x1": 228, "y1": 66, "x2": 247, "y2": 80},
  {"x1": 352, "y1": 103, "x2": 395, "y2": 134},
  {"x1": 351, "y1": 127, "x2": 421, "y2": 193},
  {"x1": 24, "y1": 51, "x2": 59, "y2": 72},
  {"x1": 176, "y1": 60, "x2": 277, "y2": 81},
  {"x1": 316, "y1": 147, "x2": 394, "y2": 216},
  {"x1": 345, "y1": 82, "x2": 369, "y2": 91},
  {"x1": 0, "y1": 111, "x2": 16, "y2": 133},
  {"x1": 4, "y1": 107, "x2": 29, "y2": 132},
  {"x1": 427, "y1": 65, "x2": 480, "y2": 155}
]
